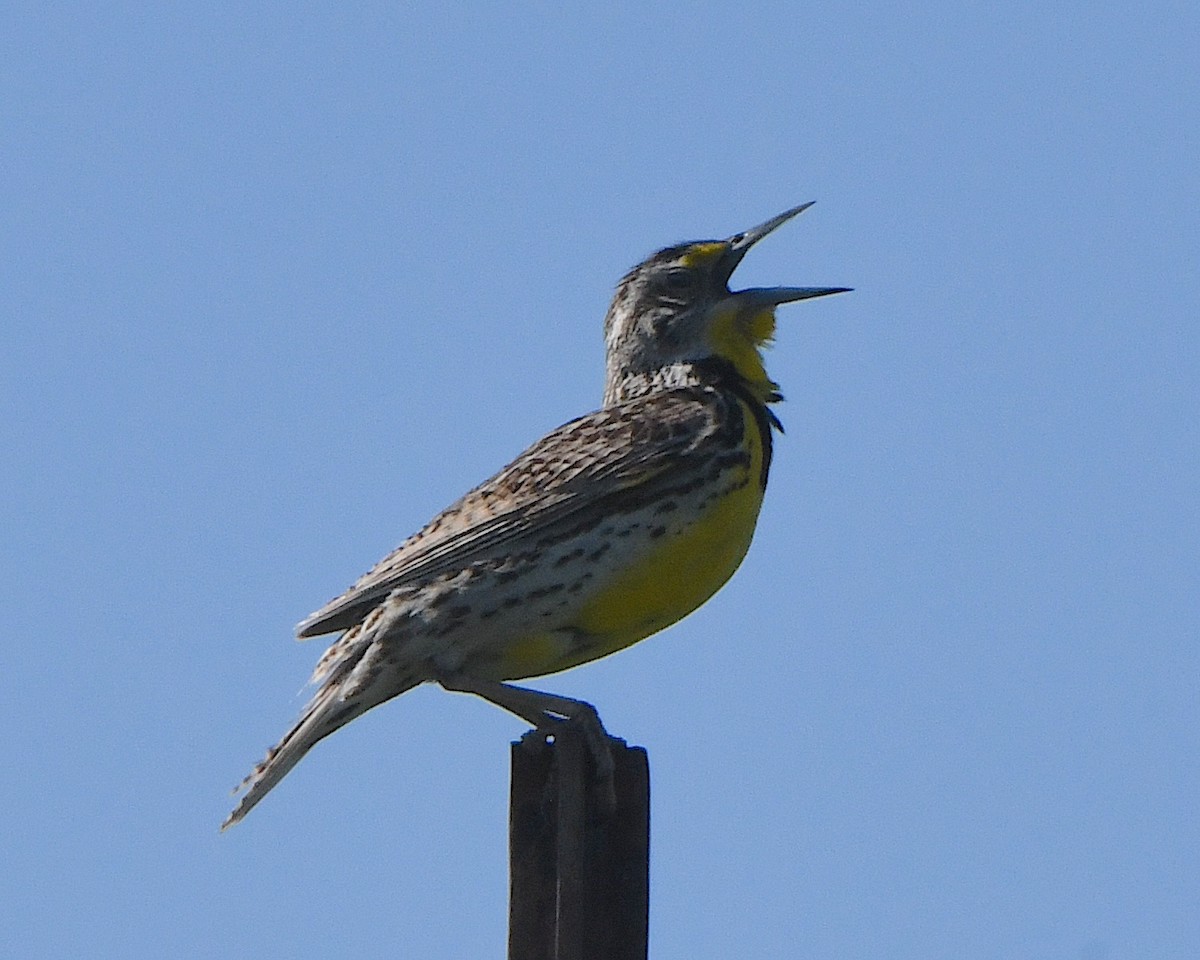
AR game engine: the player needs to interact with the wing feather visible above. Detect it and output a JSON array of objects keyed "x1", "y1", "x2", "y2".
[{"x1": 295, "y1": 390, "x2": 722, "y2": 638}]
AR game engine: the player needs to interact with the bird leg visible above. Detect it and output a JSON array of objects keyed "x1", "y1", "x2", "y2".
[{"x1": 437, "y1": 674, "x2": 616, "y2": 782}]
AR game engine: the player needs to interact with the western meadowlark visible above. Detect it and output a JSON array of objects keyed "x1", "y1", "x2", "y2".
[{"x1": 223, "y1": 202, "x2": 848, "y2": 828}]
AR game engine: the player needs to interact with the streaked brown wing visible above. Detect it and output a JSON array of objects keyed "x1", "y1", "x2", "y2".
[{"x1": 295, "y1": 390, "x2": 723, "y2": 638}]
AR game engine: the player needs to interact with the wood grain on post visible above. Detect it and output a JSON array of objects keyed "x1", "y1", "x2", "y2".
[{"x1": 508, "y1": 726, "x2": 649, "y2": 960}]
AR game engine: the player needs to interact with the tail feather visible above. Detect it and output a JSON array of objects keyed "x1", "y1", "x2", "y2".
[{"x1": 222, "y1": 626, "x2": 419, "y2": 829}]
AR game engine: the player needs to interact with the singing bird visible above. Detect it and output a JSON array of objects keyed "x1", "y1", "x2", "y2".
[{"x1": 224, "y1": 203, "x2": 848, "y2": 828}]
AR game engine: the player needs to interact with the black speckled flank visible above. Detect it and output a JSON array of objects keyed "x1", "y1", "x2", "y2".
[{"x1": 296, "y1": 371, "x2": 771, "y2": 639}]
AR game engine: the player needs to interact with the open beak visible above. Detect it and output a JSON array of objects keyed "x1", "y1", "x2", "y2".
[{"x1": 721, "y1": 202, "x2": 852, "y2": 305}]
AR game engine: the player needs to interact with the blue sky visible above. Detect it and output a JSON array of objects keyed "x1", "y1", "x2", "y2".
[{"x1": 3, "y1": 2, "x2": 1196, "y2": 958}]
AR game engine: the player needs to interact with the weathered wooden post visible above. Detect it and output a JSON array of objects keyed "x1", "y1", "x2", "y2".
[{"x1": 508, "y1": 724, "x2": 649, "y2": 960}]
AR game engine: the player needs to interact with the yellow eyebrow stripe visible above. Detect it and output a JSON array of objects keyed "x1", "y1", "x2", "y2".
[{"x1": 680, "y1": 242, "x2": 726, "y2": 267}]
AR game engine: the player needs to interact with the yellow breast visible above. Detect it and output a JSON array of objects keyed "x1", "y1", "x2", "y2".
[{"x1": 568, "y1": 398, "x2": 766, "y2": 660}]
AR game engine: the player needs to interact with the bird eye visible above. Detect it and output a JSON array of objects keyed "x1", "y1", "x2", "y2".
[{"x1": 661, "y1": 270, "x2": 692, "y2": 292}]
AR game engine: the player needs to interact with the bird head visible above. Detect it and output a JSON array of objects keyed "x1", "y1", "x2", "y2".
[{"x1": 602, "y1": 202, "x2": 849, "y2": 406}]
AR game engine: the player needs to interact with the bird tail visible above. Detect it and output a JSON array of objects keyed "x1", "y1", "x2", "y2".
[{"x1": 222, "y1": 623, "x2": 419, "y2": 829}]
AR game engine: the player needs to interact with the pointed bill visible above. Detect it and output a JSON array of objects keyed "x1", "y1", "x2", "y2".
[
  {"x1": 719, "y1": 202, "x2": 851, "y2": 303},
  {"x1": 727, "y1": 201, "x2": 817, "y2": 261},
  {"x1": 735, "y1": 285, "x2": 853, "y2": 306}
]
